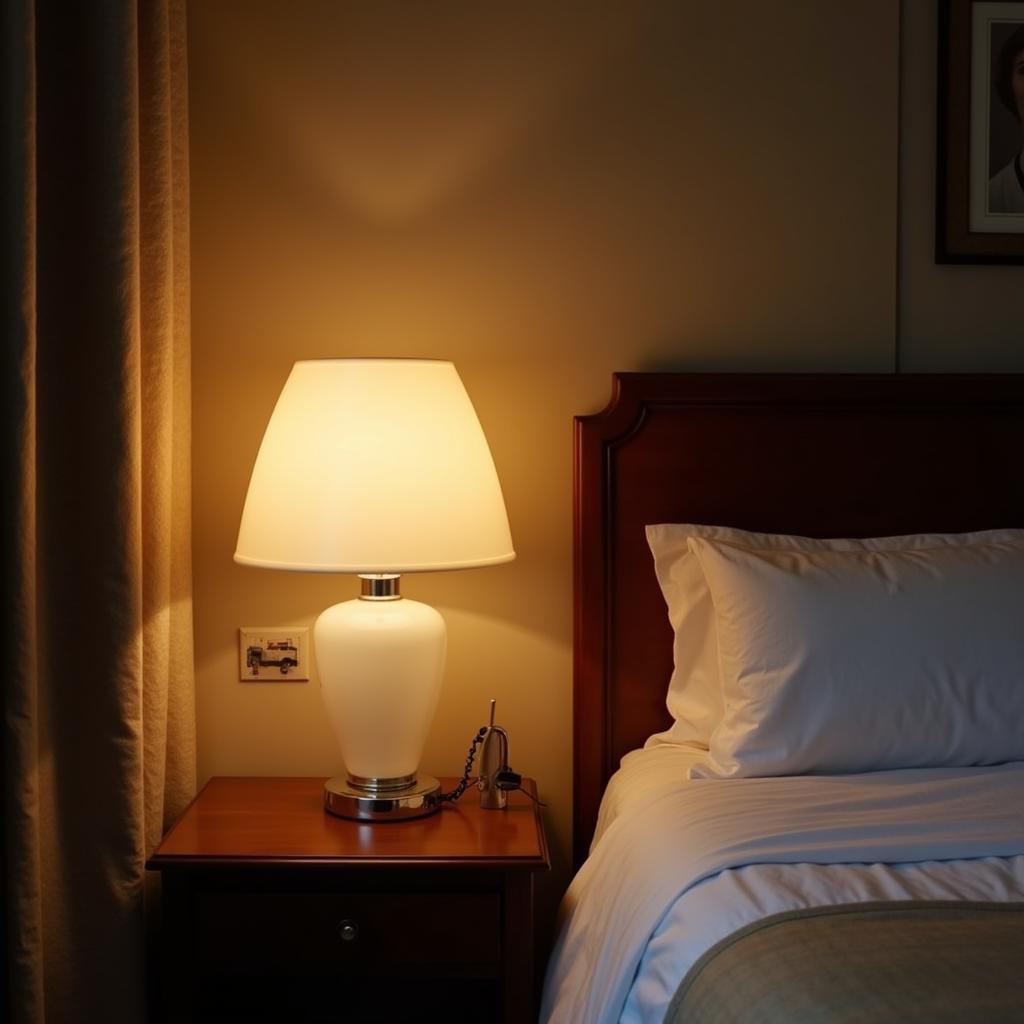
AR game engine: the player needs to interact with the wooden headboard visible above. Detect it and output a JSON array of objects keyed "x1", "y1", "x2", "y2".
[{"x1": 573, "y1": 373, "x2": 1024, "y2": 866}]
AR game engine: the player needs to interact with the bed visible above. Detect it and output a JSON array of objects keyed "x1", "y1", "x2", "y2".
[{"x1": 542, "y1": 373, "x2": 1024, "y2": 1023}]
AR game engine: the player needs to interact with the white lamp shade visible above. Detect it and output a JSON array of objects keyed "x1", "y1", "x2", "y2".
[{"x1": 234, "y1": 359, "x2": 515, "y2": 572}]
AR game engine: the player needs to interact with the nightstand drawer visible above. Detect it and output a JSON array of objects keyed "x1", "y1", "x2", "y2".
[{"x1": 195, "y1": 889, "x2": 501, "y2": 974}]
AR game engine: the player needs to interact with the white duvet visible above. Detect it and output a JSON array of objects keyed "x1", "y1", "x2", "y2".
[{"x1": 540, "y1": 746, "x2": 1024, "y2": 1024}]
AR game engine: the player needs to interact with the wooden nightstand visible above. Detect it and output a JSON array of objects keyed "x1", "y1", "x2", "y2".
[{"x1": 147, "y1": 776, "x2": 549, "y2": 1023}]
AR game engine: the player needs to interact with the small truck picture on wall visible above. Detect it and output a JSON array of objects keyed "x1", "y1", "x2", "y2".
[{"x1": 239, "y1": 627, "x2": 310, "y2": 681}]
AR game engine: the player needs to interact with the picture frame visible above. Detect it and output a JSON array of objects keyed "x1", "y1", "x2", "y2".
[{"x1": 937, "y1": 0, "x2": 1024, "y2": 263}]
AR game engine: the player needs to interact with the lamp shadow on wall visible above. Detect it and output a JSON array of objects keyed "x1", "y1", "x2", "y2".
[{"x1": 209, "y1": 3, "x2": 654, "y2": 226}]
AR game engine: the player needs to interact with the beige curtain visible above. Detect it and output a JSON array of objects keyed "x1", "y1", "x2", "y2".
[{"x1": 2, "y1": 1, "x2": 195, "y2": 1021}]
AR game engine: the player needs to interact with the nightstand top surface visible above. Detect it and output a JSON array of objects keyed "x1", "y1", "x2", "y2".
[{"x1": 148, "y1": 776, "x2": 549, "y2": 870}]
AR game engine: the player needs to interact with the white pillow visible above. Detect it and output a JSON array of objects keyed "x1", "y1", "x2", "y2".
[
  {"x1": 688, "y1": 536, "x2": 1024, "y2": 778},
  {"x1": 644, "y1": 525, "x2": 1024, "y2": 750}
]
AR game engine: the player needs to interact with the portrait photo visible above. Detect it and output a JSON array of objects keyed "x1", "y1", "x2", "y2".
[
  {"x1": 937, "y1": 0, "x2": 1024, "y2": 261},
  {"x1": 972, "y1": 8, "x2": 1024, "y2": 226}
]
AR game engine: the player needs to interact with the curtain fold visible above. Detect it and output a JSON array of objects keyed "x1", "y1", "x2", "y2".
[{"x1": 2, "y1": 2, "x2": 195, "y2": 1021}]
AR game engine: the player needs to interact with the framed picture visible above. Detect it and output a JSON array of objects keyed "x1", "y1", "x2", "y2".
[{"x1": 937, "y1": 0, "x2": 1024, "y2": 262}]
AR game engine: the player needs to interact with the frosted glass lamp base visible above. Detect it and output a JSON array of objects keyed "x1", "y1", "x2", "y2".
[
  {"x1": 323, "y1": 773, "x2": 441, "y2": 821},
  {"x1": 314, "y1": 575, "x2": 446, "y2": 822}
]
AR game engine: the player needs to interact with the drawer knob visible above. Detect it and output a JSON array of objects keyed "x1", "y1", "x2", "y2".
[{"x1": 337, "y1": 919, "x2": 359, "y2": 943}]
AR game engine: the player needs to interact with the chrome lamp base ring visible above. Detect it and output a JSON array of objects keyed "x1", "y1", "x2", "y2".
[{"x1": 323, "y1": 774, "x2": 441, "y2": 821}]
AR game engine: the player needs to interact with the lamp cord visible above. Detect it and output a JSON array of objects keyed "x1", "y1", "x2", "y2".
[{"x1": 432, "y1": 728, "x2": 488, "y2": 804}]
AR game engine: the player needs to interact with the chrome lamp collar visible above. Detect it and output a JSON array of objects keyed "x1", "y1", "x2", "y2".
[{"x1": 358, "y1": 574, "x2": 401, "y2": 601}]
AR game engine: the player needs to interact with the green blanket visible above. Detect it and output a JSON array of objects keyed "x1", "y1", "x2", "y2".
[{"x1": 665, "y1": 901, "x2": 1024, "y2": 1023}]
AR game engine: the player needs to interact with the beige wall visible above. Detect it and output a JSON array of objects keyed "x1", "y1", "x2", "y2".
[{"x1": 188, "y1": 0, "x2": 1018, "y2": 935}]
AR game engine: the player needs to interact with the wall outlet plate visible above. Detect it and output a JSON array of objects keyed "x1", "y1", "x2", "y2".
[{"x1": 239, "y1": 626, "x2": 310, "y2": 681}]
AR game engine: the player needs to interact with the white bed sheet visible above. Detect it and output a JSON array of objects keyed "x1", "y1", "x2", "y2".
[{"x1": 542, "y1": 746, "x2": 1024, "y2": 1024}]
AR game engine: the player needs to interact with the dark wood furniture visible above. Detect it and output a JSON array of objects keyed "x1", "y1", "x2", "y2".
[
  {"x1": 147, "y1": 776, "x2": 549, "y2": 1023},
  {"x1": 573, "y1": 373, "x2": 1024, "y2": 866}
]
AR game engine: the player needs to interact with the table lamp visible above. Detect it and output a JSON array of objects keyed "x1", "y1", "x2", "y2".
[{"x1": 235, "y1": 359, "x2": 515, "y2": 820}]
